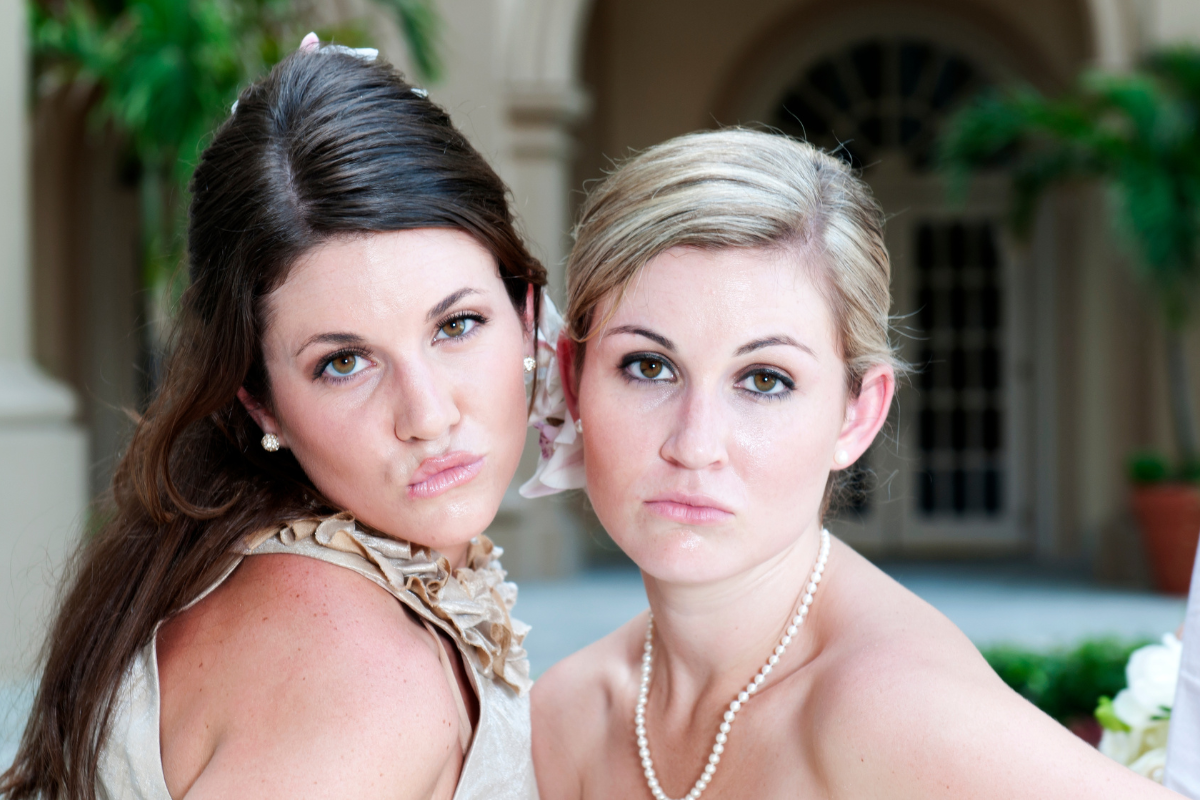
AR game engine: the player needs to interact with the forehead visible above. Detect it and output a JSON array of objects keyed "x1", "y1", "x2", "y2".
[
  {"x1": 599, "y1": 245, "x2": 837, "y2": 352},
  {"x1": 265, "y1": 228, "x2": 500, "y2": 332}
]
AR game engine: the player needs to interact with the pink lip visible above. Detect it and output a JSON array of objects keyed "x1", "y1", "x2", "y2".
[
  {"x1": 644, "y1": 492, "x2": 735, "y2": 525},
  {"x1": 408, "y1": 452, "x2": 485, "y2": 499}
]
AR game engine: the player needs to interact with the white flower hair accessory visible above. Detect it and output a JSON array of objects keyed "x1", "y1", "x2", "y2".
[
  {"x1": 230, "y1": 33, "x2": 380, "y2": 115},
  {"x1": 519, "y1": 294, "x2": 585, "y2": 498}
]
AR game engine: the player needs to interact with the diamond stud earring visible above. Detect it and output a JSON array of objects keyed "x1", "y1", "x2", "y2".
[
  {"x1": 261, "y1": 433, "x2": 281, "y2": 452},
  {"x1": 523, "y1": 356, "x2": 536, "y2": 374}
]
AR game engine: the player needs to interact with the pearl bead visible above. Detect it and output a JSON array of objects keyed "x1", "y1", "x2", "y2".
[{"x1": 633, "y1": 530, "x2": 832, "y2": 800}]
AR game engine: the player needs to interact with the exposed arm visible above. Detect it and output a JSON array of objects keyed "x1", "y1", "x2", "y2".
[
  {"x1": 814, "y1": 636, "x2": 1178, "y2": 800},
  {"x1": 160, "y1": 554, "x2": 463, "y2": 800}
]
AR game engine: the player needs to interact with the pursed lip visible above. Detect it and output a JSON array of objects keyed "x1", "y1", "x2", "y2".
[
  {"x1": 644, "y1": 492, "x2": 735, "y2": 525},
  {"x1": 408, "y1": 451, "x2": 485, "y2": 499}
]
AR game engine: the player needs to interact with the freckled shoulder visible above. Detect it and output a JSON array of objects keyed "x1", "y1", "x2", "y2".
[
  {"x1": 532, "y1": 611, "x2": 649, "y2": 800},
  {"x1": 159, "y1": 552, "x2": 462, "y2": 800}
]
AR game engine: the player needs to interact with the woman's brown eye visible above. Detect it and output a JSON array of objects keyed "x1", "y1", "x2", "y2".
[
  {"x1": 441, "y1": 319, "x2": 467, "y2": 337},
  {"x1": 753, "y1": 372, "x2": 778, "y2": 392},
  {"x1": 640, "y1": 359, "x2": 663, "y2": 378},
  {"x1": 331, "y1": 355, "x2": 356, "y2": 375}
]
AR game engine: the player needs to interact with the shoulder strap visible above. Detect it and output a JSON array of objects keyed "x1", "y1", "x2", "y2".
[{"x1": 421, "y1": 619, "x2": 474, "y2": 753}]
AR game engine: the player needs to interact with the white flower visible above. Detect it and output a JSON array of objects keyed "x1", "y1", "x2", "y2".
[
  {"x1": 1127, "y1": 633, "x2": 1182, "y2": 715},
  {"x1": 519, "y1": 295, "x2": 586, "y2": 498},
  {"x1": 1097, "y1": 633, "x2": 1180, "y2": 784},
  {"x1": 1128, "y1": 747, "x2": 1168, "y2": 784}
]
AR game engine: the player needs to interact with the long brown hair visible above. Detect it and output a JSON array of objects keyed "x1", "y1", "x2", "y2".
[{"x1": 2, "y1": 48, "x2": 545, "y2": 799}]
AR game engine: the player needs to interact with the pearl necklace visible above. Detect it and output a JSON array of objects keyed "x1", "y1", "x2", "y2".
[{"x1": 635, "y1": 529, "x2": 831, "y2": 800}]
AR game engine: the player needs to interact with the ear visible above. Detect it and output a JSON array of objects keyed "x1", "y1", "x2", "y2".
[
  {"x1": 833, "y1": 364, "x2": 895, "y2": 469},
  {"x1": 558, "y1": 335, "x2": 580, "y2": 423},
  {"x1": 237, "y1": 387, "x2": 288, "y2": 448}
]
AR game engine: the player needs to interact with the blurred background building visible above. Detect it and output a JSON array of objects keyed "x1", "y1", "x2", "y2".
[{"x1": 5, "y1": 0, "x2": 1200, "y2": 693}]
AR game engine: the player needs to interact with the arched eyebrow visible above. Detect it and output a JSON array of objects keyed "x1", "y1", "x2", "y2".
[
  {"x1": 735, "y1": 336, "x2": 816, "y2": 358},
  {"x1": 427, "y1": 287, "x2": 480, "y2": 322},
  {"x1": 295, "y1": 331, "x2": 366, "y2": 358},
  {"x1": 607, "y1": 325, "x2": 675, "y2": 351}
]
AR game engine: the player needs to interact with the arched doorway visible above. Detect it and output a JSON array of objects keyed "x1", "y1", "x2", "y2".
[{"x1": 721, "y1": 11, "x2": 1053, "y2": 555}]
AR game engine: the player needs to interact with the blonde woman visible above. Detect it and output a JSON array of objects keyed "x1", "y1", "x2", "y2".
[{"x1": 528, "y1": 129, "x2": 1175, "y2": 800}]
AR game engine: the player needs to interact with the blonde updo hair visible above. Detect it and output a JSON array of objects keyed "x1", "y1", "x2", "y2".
[{"x1": 566, "y1": 128, "x2": 902, "y2": 393}]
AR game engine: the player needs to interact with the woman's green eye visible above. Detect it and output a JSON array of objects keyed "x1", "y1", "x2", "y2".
[
  {"x1": 753, "y1": 372, "x2": 777, "y2": 392},
  {"x1": 639, "y1": 359, "x2": 663, "y2": 378},
  {"x1": 435, "y1": 316, "x2": 479, "y2": 340}
]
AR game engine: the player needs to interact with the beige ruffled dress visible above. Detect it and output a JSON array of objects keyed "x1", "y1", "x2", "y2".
[{"x1": 96, "y1": 515, "x2": 537, "y2": 800}]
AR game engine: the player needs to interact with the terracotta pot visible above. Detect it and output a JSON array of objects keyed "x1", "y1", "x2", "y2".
[{"x1": 1131, "y1": 483, "x2": 1200, "y2": 595}]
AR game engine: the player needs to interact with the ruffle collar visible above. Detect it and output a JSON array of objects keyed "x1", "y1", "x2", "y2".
[{"x1": 245, "y1": 514, "x2": 532, "y2": 694}]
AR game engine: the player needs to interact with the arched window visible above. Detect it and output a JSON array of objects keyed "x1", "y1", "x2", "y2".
[
  {"x1": 769, "y1": 37, "x2": 1022, "y2": 542},
  {"x1": 772, "y1": 38, "x2": 988, "y2": 171}
]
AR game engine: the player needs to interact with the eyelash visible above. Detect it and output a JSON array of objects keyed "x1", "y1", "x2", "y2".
[
  {"x1": 619, "y1": 352, "x2": 678, "y2": 384},
  {"x1": 735, "y1": 367, "x2": 796, "y2": 401},
  {"x1": 618, "y1": 354, "x2": 796, "y2": 400},
  {"x1": 311, "y1": 311, "x2": 489, "y2": 384},
  {"x1": 434, "y1": 311, "x2": 488, "y2": 342},
  {"x1": 314, "y1": 347, "x2": 373, "y2": 383}
]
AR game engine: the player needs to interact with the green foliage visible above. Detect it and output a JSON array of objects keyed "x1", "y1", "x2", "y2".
[
  {"x1": 942, "y1": 48, "x2": 1200, "y2": 332},
  {"x1": 1129, "y1": 451, "x2": 1171, "y2": 484},
  {"x1": 941, "y1": 47, "x2": 1200, "y2": 465},
  {"x1": 982, "y1": 638, "x2": 1149, "y2": 723},
  {"x1": 1094, "y1": 695, "x2": 1132, "y2": 732},
  {"x1": 29, "y1": 0, "x2": 441, "y2": 294}
]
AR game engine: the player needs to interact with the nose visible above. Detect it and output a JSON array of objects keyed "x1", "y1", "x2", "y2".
[
  {"x1": 659, "y1": 387, "x2": 728, "y2": 471},
  {"x1": 390, "y1": 355, "x2": 461, "y2": 442}
]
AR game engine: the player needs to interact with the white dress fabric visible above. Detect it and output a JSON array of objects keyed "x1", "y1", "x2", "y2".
[
  {"x1": 96, "y1": 515, "x2": 538, "y2": 800},
  {"x1": 1166, "y1": 543, "x2": 1200, "y2": 798}
]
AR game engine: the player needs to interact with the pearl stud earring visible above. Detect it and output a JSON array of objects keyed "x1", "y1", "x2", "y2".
[
  {"x1": 834, "y1": 449, "x2": 850, "y2": 466},
  {"x1": 523, "y1": 356, "x2": 536, "y2": 374},
  {"x1": 574, "y1": 418, "x2": 583, "y2": 434},
  {"x1": 261, "y1": 433, "x2": 281, "y2": 452}
]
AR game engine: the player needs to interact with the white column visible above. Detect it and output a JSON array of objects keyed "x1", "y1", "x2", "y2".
[
  {"x1": 1145, "y1": 0, "x2": 1200, "y2": 46},
  {"x1": 0, "y1": 0, "x2": 87, "y2": 692}
]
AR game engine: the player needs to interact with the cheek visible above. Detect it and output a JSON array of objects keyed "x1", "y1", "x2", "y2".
[
  {"x1": 576, "y1": 372, "x2": 666, "y2": 524},
  {"x1": 730, "y1": 392, "x2": 845, "y2": 514}
]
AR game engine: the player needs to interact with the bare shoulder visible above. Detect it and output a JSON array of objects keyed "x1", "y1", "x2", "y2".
[
  {"x1": 805, "y1": 542, "x2": 1173, "y2": 800},
  {"x1": 158, "y1": 552, "x2": 460, "y2": 800},
  {"x1": 532, "y1": 610, "x2": 649, "y2": 800}
]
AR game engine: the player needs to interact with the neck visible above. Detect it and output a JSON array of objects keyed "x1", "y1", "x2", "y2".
[{"x1": 641, "y1": 521, "x2": 826, "y2": 702}]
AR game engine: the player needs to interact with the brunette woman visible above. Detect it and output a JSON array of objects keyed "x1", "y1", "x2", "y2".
[
  {"x1": 530, "y1": 128, "x2": 1177, "y2": 800},
  {"x1": 3, "y1": 39, "x2": 542, "y2": 800}
]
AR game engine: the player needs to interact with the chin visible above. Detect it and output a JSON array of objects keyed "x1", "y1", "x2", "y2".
[{"x1": 618, "y1": 525, "x2": 750, "y2": 585}]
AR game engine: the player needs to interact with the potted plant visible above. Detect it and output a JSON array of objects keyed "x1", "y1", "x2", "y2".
[{"x1": 940, "y1": 49, "x2": 1200, "y2": 593}]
